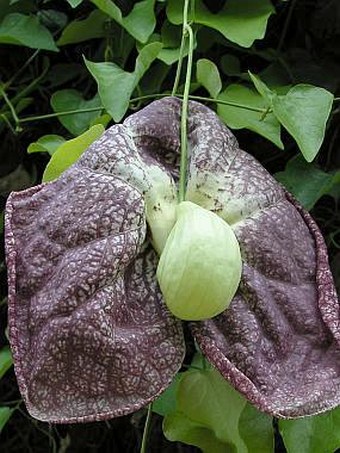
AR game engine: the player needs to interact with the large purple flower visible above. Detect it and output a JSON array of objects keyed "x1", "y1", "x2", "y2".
[{"x1": 5, "y1": 97, "x2": 340, "y2": 423}]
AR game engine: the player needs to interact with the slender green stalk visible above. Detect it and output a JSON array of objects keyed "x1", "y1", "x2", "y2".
[
  {"x1": 18, "y1": 95, "x2": 165, "y2": 123},
  {"x1": 16, "y1": 94, "x2": 267, "y2": 126},
  {"x1": 171, "y1": 35, "x2": 185, "y2": 96},
  {"x1": 140, "y1": 404, "x2": 153, "y2": 453},
  {"x1": 0, "y1": 113, "x2": 15, "y2": 133},
  {"x1": 190, "y1": 0, "x2": 196, "y2": 20},
  {"x1": 171, "y1": 36, "x2": 186, "y2": 96},
  {"x1": 7, "y1": 50, "x2": 40, "y2": 89},
  {"x1": 189, "y1": 94, "x2": 267, "y2": 113},
  {"x1": 171, "y1": 0, "x2": 191, "y2": 96},
  {"x1": 0, "y1": 50, "x2": 40, "y2": 94},
  {"x1": 178, "y1": 23, "x2": 194, "y2": 202},
  {"x1": 0, "y1": 87, "x2": 20, "y2": 126},
  {"x1": 18, "y1": 106, "x2": 103, "y2": 123},
  {"x1": 10, "y1": 62, "x2": 50, "y2": 107}
]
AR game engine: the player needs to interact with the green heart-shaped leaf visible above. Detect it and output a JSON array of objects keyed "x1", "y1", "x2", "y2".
[
  {"x1": 272, "y1": 85, "x2": 333, "y2": 162},
  {"x1": 51, "y1": 90, "x2": 102, "y2": 136},
  {"x1": 91, "y1": 0, "x2": 156, "y2": 43},
  {"x1": 218, "y1": 84, "x2": 283, "y2": 149},
  {"x1": 167, "y1": 0, "x2": 274, "y2": 48},
  {"x1": 0, "y1": 13, "x2": 58, "y2": 51},
  {"x1": 279, "y1": 407, "x2": 340, "y2": 453},
  {"x1": 85, "y1": 42, "x2": 162, "y2": 122},
  {"x1": 43, "y1": 125, "x2": 104, "y2": 182}
]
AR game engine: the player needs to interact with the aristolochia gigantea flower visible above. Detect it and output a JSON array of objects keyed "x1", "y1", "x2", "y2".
[{"x1": 5, "y1": 97, "x2": 340, "y2": 423}]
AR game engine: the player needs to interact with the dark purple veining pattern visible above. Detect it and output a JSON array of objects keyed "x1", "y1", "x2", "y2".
[
  {"x1": 183, "y1": 100, "x2": 340, "y2": 417},
  {"x1": 5, "y1": 97, "x2": 340, "y2": 422},
  {"x1": 6, "y1": 149, "x2": 185, "y2": 423}
]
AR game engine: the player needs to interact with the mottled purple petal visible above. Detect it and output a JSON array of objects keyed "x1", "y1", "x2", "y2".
[
  {"x1": 183, "y1": 101, "x2": 340, "y2": 417},
  {"x1": 6, "y1": 133, "x2": 185, "y2": 423},
  {"x1": 5, "y1": 96, "x2": 340, "y2": 422},
  {"x1": 77, "y1": 122, "x2": 178, "y2": 254},
  {"x1": 124, "y1": 97, "x2": 180, "y2": 175}
]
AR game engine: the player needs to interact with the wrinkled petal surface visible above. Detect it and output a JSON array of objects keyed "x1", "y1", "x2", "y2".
[
  {"x1": 183, "y1": 100, "x2": 340, "y2": 417},
  {"x1": 124, "y1": 98, "x2": 340, "y2": 417},
  {"x1": 6, "y1": 126, "x2": 185, "y2": 423},
  {"x1": 5, "y1": 97, "x2": 340, "y2": 421}
]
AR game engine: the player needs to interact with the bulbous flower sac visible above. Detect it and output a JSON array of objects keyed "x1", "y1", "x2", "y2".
[{"x1": 157, "y1": 201, "x2": 242, "y2": 321}]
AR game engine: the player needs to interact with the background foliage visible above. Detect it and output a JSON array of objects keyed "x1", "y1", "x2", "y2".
[{"x1": 1, "y1": 0, "x2": 340, "y2": 451}]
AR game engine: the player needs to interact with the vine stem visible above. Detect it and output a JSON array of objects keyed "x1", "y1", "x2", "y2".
[
  {"x1": 16, "y1": 94, "x2": 267, "y2": 125},
  {"x1": 190, "y1": 94, "x2": 268, "y2": 113},
  {"x1": 1, "y1": 113, "x2": 16, "y2": 133},
  {"x1": 140, "y1": 404, "x2": 153, "y2": 453},
  {"x1": 0, "y1": 86, "x2": 20, "y2": 127},
  {"x1": 0, "y1": 50, "x2": 40, "y2": 94},
  {"x1": 171, "y1": 32, "x2": 186, "y2": 97},
  {"x1": 171, "y1": 0, "x2": 191, "y2": 96},
  {"x1": 178, "y1": 22, "x2": 194, "y2": 202}
]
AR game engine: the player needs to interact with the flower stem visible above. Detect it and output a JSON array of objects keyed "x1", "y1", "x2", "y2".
[
  {"x1": 178, "y1": 23, "x2": 194, "y2": 203},
  {"x1": 176, "y1": 0, "x2": 195, "y2": 203},
  {"x1": 171, "y1": 37, "x2": 186, "y2": 96},
  {"x1": 140, "y1": 404, "x2": 153, "y2": 453},
  {"x1": 171, "y1": 0, "x2": 191, "y2": 96},
  {"x1": 16, "y1": 94, "x2": 266, "y2": 125}
]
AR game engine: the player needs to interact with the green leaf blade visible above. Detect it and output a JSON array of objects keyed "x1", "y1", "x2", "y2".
[
  {"x1": 175, "y1": 368, "x2": 247, "y2": 448},
  {"x1": 275, "y1": 155, "x2": 340, "y2": 210},
  {"x1": 28, "y1": 135, "x2": 66, "y2": 156},
  {"x1": 0, "y1": 407, "x2": 14, "y2": 433},
  {"x1": 85, "y1": 59, "x2": 135, "y2": 122},
  {"x1": 279, "y1": 407, "x2": 340, "y2": 453},
  {"x1": 167, "y1": 0, "x2": 274, "y2": 48},
  {"x1": 196, "y1": 59, "x2": 222, "y2": 99},
  {"x1": 248, "y1": 71, "x2": 274, "y2": 102},
  {"x1": 0, "y1": 13, "x2": 58, "y2": 51},
  {"x1": 57, "y1": 9, "x2": 107, "y2": 45},
  {"x1": 0, "y1": 346, "x2": 13, "y2": 379},
  {"x1": 66, "y1": 0, "x2": 84, "y2": 7},
  {"x1": 42, "y1": 125, "x2": 105, "y2": 182},
  {"x1": 239, "y1": 403, "x2": 274, "y2": 453},
  {"x1": 51, "y1": 89, "x2": 102, "y2": 136},
  {"x1": 218, "y1": 84, "x2": 283, "y2": 149},
  {"x1": 164, "y1": 413, "x2": 228, "y2": 453},
  {"x1": 152, "y1": 373, "x2": 182, "y2": 417},
  {"x1": 122, "y1": 0, "x2": 156, "y2": 44},
  {"x1": 272, "y1": 85, "x2": 334, "y2": 162},
  {"x1": 91, "y1": 0, "x2": 156, "y2": 43},
  {"x1": 161, "y1": 363, "x2": 272, "y2": 453},
  {"x1": 85, "y1": 42, "x2": 161, "y2": 121}
]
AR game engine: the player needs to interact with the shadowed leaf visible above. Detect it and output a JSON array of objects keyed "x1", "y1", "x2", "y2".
[
  {"x1": 275, "y1": 155, "x2": 340, "y2": 210},
  {"x1": 279, "y1": 407, "x2": 340, "y2": 453},
  {"x1": 167, "y1": 0, "x2": 274, "y2": 48},
  {"x1": 51, "y1": 90, "x2": 102, "y2": 136},
  {"x1": 0, "y1": 13, "x2": 58, "y2": 51}
]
